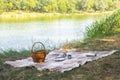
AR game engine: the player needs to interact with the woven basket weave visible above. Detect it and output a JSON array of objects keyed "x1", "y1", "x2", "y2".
[{"x1": 31, "y1": 42, "x2": 46, "y2": 63}]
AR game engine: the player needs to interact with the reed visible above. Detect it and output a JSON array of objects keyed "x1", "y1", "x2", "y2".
[{"x1": 86, "y1": 10, "x2": 120, "y2": 39}]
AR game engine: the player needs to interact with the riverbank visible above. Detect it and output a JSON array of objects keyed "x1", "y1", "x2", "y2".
[
  {"x1": 0, "y1": 10, "x2": 120, "y2": 80},
  {"x1": 0, "y1": 34, "x2": 120, "y2": 80},
  {"x1": 0, "y1": 11, "x2": 114, "y2": 22}
]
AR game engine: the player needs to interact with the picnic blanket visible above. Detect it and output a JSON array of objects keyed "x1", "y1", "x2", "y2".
[{"x1": 5, "y1": 50, "x2": 117, "y2": 73}]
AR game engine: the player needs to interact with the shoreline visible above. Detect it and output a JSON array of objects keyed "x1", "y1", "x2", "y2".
[
  {"x1": 0, "y1": 10, "x2": 120, "y2": 79},
  {"x1": 0, "y1": 34, "x2": 120, "y2": 80},
  {"x1": 0, "y1": 11, "x2": 114, "y2": 22}
]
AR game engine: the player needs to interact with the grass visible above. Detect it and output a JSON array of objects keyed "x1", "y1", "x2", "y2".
[
  {"x1": 0, "y1": 10, "x2": 120, "y2": 80},
  {"x1": 86, "y1": 10, "x2": 120, "y2": 39},
  {"x1": 0, "y1": 49, "x2": 30, "y2": 61},
  {"x1": 0, "y1": 34, "x2": 120, "y2": 80}
]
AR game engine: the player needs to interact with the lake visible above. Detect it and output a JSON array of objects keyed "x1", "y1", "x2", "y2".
[{"x1": 0, "y1": 16, "x2": 102, "y2": 50}]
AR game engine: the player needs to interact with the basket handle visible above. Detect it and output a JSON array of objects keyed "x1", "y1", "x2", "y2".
[{"x1": 31, "y1": 42, "x2": 46, "y2": 53}]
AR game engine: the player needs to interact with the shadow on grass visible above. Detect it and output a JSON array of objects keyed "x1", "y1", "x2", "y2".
[{"x1": 0, "y1": 34, "x2": 120, "y2": 80}]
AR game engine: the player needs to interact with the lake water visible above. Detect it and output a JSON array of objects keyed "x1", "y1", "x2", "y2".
[{"x1": 0, "y1": 17, "x2": 99, "y2": 50}]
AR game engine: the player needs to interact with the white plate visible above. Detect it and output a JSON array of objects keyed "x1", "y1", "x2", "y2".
[{"x1": 54, "y1": 57, "x2": 65, "y2": 61}]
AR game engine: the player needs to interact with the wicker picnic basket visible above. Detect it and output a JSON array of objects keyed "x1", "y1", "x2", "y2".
[{"x1": 31, "y1": 42, "x2": 46, "y2": 63}]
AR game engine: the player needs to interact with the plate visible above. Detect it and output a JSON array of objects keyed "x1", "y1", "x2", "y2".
[{"x1": 54, "y1": 57, "x2": 65, "y2": 61}]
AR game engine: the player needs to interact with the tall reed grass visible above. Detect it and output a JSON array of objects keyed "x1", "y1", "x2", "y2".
[{"x1": 86, "y1": 10, "x2": 120, "y2": 38}]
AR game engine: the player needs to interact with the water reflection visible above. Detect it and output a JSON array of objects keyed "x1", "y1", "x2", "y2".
[{"x1": 0, "y1": 18, "x2": 95, "y2": 50}]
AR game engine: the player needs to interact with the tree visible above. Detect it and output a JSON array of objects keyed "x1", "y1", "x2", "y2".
[
  {"x1": 27, "y1": 0, "x2": 37, "y2": 11},
  {"x1": 0, "y1": 0, "x2": 4, "y2": 11},
  {"x1": 43, "y1": 0, "x2": 58, "y2": 12},
  {"x1": 0, "y1": 0, "x2": 119, "y2": 12},
  {"x1": 77, "y1": 0, "x2": 94, "y2": 11},
  {"x1": 66, "y1": 0, "x2": 77, "y2": 13},
  {"x1": 57, "y1": 0, "x2": 67, "y2": 13}
]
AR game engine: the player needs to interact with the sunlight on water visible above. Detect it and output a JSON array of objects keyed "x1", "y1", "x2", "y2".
[{"x1": 0, "y1": 18, "x2": 96, "y2": 50}]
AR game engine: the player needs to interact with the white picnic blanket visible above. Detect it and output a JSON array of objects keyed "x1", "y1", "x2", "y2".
[{"x1": 5, "y1": 50, "x2": 117, "y2": 73}]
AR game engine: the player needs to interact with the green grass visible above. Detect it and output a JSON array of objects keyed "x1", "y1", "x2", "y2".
[
  {"x1": 0, "y1": 34, "x2": 120, "y2": 80},
  {"x1": 0, "y1": 49, "x2": 30, "y2": 61},
  {"x1": 0, "y1": 10, "x2": 120, "y2": 80},
  {"x1": 86, "y1": 10, "x2": 120, "y2": 39}
]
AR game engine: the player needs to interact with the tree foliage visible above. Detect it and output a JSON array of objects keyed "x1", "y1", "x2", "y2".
[{"x1": 0, "y1": 0, "x2": 119, "y2": 13}]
